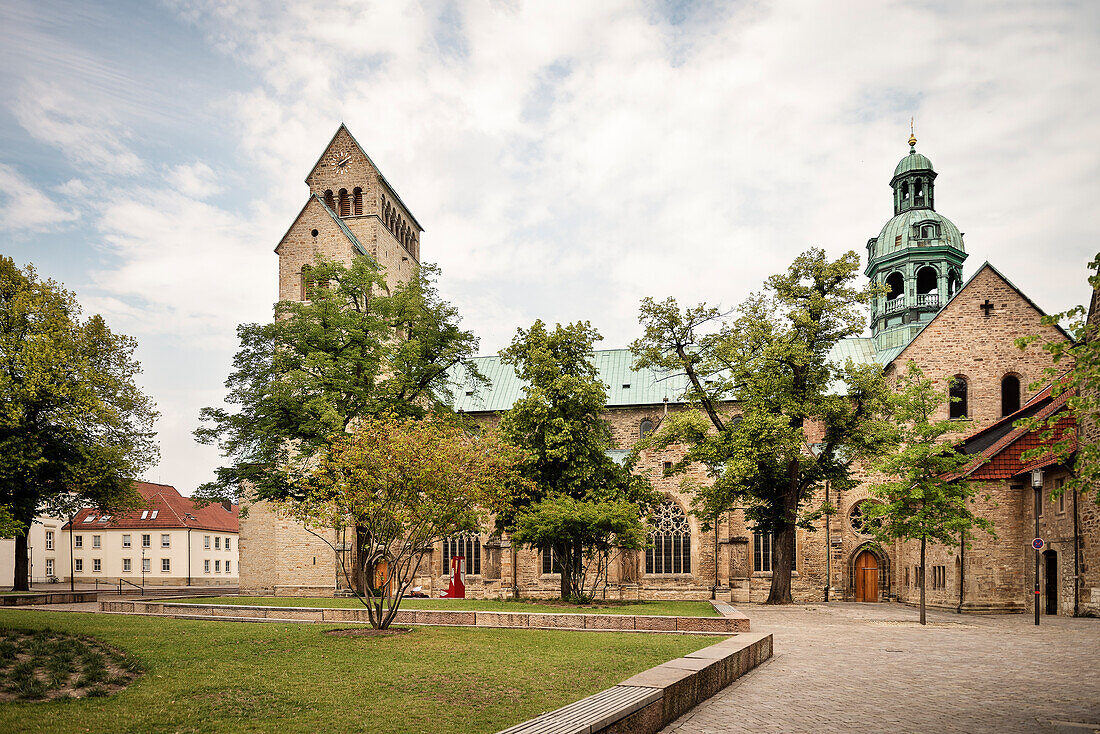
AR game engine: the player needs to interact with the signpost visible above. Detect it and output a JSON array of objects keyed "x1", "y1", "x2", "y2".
[{"x1": 1032, "y1": 538, "x2": 1044, "y2": 551}]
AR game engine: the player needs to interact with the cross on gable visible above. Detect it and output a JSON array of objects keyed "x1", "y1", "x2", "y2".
[{"x1": 980, "y1": 299, "x2": 994, "y2": 317}]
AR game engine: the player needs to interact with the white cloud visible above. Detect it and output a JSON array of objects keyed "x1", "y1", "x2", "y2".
[
  {"x1": 167, "y1": 162, "x2": 222, "y2": 199},
  {"x1": 12, "y1": 81, "x2": 144, "y2": 176},
  {"x1": 0, "y1": 163, "x2": 78, "y2": 231}
]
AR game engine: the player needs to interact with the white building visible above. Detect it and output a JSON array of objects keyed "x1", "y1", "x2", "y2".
[{"x1": 1, "y1": 482, "x2": 240, "y2": 589}]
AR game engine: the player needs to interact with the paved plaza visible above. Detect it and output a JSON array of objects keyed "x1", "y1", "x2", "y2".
[{"x1": 662, "y1": 602, "x2": 1100, "y2": 734}]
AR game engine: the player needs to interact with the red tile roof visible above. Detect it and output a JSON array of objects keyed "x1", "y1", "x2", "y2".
[
  {"x1": 953, "y1": 387, "x2": 1076, "y2": 481},
  {"x1": 64, "y1": 482, "x2": 238, "y2": 533}
]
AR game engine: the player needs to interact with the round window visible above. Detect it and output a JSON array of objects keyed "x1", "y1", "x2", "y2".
[{"x1": 849, "y1": 501, "x2": 882, "y2": 536}]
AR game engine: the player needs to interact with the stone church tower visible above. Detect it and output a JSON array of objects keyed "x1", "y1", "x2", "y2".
[
  {"x1": 866, "y1": 134, "x2": 968, "y2": 357},
  {"x1": 240, "y1": 125, "x2": 423, "y2": 595}
]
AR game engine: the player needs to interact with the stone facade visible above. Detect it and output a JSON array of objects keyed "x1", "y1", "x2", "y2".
[{"x1": 242, "y1": 127, "x2": 1099, "y2": 617}]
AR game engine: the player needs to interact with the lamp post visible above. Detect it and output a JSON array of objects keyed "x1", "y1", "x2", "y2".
[
  {"x1": 141, "y1": 546, "x2": 147, "y2": 589},
  {"x1": 1031, "y1": 468, "x2": 1043, "y2": 626}
]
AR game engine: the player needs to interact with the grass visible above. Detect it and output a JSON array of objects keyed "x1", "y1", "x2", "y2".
[
  {"x1": 181, "y1": 596, "x2": 721, "y2": 617},
  {"x1": 0, "y1": 627, "x2": 142, "y2": 702},
  {"x1": 0, "y1": 609, "x2": 718, "y2": 733}
]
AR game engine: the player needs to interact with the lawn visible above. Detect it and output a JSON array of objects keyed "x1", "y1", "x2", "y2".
[
  {"x1": 182, "y1": 596, "x2": 721, "y2": 617},
  {"x1": 0, "y1": 609, "x2": 717, "y2": 733}
]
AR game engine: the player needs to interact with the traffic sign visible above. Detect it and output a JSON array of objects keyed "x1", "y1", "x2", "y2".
[{"x1": 1032, "y1": 538, "x2": 1044, "y2": 550}]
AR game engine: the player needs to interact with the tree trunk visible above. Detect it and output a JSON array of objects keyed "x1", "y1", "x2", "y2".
[
  {"x1": 353, "y1": 525, "x2": 369, "y2": 595},
  {"x1": 919, "y1": 536, "x2": 927, "y2": 625},
  {"x1": 766, "y1": 477, "x2": 799, "y2": 604},
  {"x1": 13, "y1": 531, "x2": 29, "y2": 591}
]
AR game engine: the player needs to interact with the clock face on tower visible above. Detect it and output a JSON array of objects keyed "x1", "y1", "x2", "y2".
[{"x1": 329, "y1": 148, "x2": 353, "y2": 174}]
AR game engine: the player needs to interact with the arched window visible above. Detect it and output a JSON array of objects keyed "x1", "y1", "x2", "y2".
[
  {"x1": 442, "y1": 535, "x2": 480, "y2": 576},
  {"x1": 338, "y1": 188, "x2": 350, "y2": 217},
  {"x1": 849, "y1": 500, "x2": 883, "y2": 536},
  {"x1": 901, "y1": 182, "x2": 910, "y2": 202},
  {"x1": 885, "y1": 272, "x2": 904, "y2": 313},
  {"x1": 352, "y1": 187, "x2": 363, "y2": 216},
  {"x1": 1001, "y1": 374, "x2": 1021, "y2": 416},
  {"x1": 914, "y1": 179, "x2": 924, "y2": 205},
  {"x1": 324, "y1": 190, "x2": 336, "y2": 211},
  {"x1": 948, "y1": 269, "x2": 961, "y2": 296},
  {"x1": 949, "y1": 375, "x2": 968, "y2": 419},
  {"x1": 916, "y1": 266, "x2": 938, "y2": 296},
  {"x1": 640, "y1": 419, "x2": 654, "y2": 438},
  {"x1": 300, "y1": 265, "x2": 313, "y2": 301},
  {"x1": 646, "y1": 501, "x2": 690, "y2": 574}
]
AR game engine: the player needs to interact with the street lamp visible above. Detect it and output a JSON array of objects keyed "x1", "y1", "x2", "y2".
[
  {"x1": 141, "y1": 546, "x2": 147, "y2": 589},
  {"x1": 1031, "y1": 468, "x2": 1043, "y2": 626}
]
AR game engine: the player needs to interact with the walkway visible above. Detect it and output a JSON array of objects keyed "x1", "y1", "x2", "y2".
[{"x1": 661, "y1": 602, "x2": 1100, "y2": 734}]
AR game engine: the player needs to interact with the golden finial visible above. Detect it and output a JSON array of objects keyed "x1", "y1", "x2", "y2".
[{"x1": 908, "y1": 118, "x2": 917, "y2": 148}]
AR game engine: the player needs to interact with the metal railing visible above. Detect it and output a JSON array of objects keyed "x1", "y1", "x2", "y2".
[
  {"x1": 119, "y1": 578, "x2": 144, "y2": 596},
  {"x1": 916, "y1": 293, "x2": 940, "y2": 307}
]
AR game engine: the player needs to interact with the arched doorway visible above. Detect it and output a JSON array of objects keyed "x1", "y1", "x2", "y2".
[
  {"x1": 1044, "y1": 550, "x2": 1058, "y2": 615},
  {"x1": 854, "y1": 550, "x2": 879, "y2": 602}
]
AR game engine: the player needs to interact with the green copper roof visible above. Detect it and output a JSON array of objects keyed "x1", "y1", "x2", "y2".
[
  {"x1": 893, "y1": 149, "x2": 934, "y2": 178},
  {"x1": 449, "y1": 349, "x2": 692, "y2": 413},
  {"x1": 869, "y1": 208, "x2": 964, "y2": 263},
  {"x1": 448, "y1": 340, "x2": 884, "y2": 412}
]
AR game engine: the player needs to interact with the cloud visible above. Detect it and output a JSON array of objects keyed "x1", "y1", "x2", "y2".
[
  {"x1": 0, "y1": 163, "x2": 79, "y2": 231},
  {"x1": 167, "y1": 162, "x2": 222, "y2": 199},
  {"x1": 12, "y1": 81, "x2": 145, "y2": 176},
  {"x1": 173, "y1": 0, "x2": 1099, "y2": 356}
]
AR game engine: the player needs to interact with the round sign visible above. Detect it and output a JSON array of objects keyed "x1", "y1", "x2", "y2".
[{"x1": 1032, "y1": 538, "x2": 1044, "y2": 550}]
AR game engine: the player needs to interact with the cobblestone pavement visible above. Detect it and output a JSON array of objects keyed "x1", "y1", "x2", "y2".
[{"x1": 662, "y1": 602, "x2": 1100, "y2": 734}]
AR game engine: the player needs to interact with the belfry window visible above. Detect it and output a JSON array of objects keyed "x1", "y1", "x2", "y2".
[
  {"x1": 1001, "y1": 374, "x2": 1021, "y2": 416},
  {"x1": 352, "y1": 187, "x2": 363, "y2": 216},
  {"x1": 948, "y1": 269, "x2": 961, "y2": 296},
  {"x1": 646, "y1": 501, "x2": 691, "y2": 574},
  {"x1": 949, "y1": 375, "x2": 969, "y2": 419},
  {"x1": 324, "y1": 190, "x2": 336, "y2": 211},
  {"x1": 338, "y1": 188, "x2": 350, "y2": 217},
  {"x1": 914, "y1": 179, "x2": 925, "y2": 206},
  {"x1": 916, "y1": 266, "x2": 938, "y2": 306}
]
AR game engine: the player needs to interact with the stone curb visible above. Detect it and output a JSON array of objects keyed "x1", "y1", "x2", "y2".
[
  {"x1": 97, "y1": 600, "x2": 751, "y2": 633},
  {"x1": 495, "y1": 632, "x2": 773, "y2": 734}
]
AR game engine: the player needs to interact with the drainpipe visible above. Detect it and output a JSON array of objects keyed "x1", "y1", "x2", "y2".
[
  {"x1": 1074, "y1": 483, "x2": 1081, "y2": 616},
  {"x1": 511, "y1": 542, "x2": 518, "y2": 600},
  {"x1": 187, "y1": 527, "x2": 192, "y2": 587},
  {"x1": 824, "y1": 481, "x2": 831, "y2": 602},
  {"x1": 957, "y1": 530, "x2": 964, "y2": 614}
]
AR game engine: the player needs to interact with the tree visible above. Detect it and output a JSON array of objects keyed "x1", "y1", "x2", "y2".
[
  {"x1": 632, "y1": 249, "x2": 894, "y2": 603},
  {"x1": 0, "y1": 258, "x2": 158, "y2": 590},
  {"x1": 498, "y1": 320, "x2": 657, "y2": 601},
  {"x1": 1015, "y1": 253, "x2": 1100, "y2": 504},
  {"x1": 282, "y1": 415, "x2": 524, "y2": 628},
  {"x1": 196, "y1": 255, "x2": 483, "y2": 592},
  {"x1": 864, "y1": 362, "x2": 994, "y2": 624}
]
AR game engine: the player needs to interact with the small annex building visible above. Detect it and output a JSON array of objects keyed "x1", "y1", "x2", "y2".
[{"x1": 240, "y1": 126, "x2": 1096, "y2": 616}]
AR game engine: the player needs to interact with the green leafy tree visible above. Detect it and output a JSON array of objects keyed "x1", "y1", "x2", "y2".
[
  {"x1": 0, "y1": 258, "x2": 158, "y2": 590},
  {"x1": 1015, "y1": 253, "x2": 1100, "y2": 504},
  {"x1": 499, "y1": 320, "x2": 657, "y2": 601},
  {"x1": 282, "y1": 415, "x2": 525, "y2": 628},
  {"x1": 632, "y1": 249, "x2": 894, "y2": 603},
  {"x1": 196, "y1": 255, "x2": 482, "y2": 592},
  {"x1": 864, "y1": 362, "x2": 995, "y2": 624}
]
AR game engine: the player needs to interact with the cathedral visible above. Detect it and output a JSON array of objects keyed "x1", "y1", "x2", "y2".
[{"x1": 239, "y1": 125, "x2": 1099, "y2": 617}]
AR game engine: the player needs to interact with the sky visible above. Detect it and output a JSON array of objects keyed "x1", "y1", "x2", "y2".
[{"x1": 1, "y1": 0, "x2": 1098, "y2": 496}]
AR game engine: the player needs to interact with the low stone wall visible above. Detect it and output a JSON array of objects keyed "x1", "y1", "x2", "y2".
[
  {"x1": 99, "y1": 601, "x2": 750, "y2": 633},
  {"x1": 2, "y1": 591, "x2": 99, "y2": 606},
  {"x1": 497, "y1": 632, "x2": 773, "y2": 734}
]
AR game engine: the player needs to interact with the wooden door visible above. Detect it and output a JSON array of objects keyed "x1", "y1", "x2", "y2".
[
  {"x1": 1044, "y1": 551, "x2": 1058, "y2": 615},
  {"x1": 854, "y1": 550, "x2": 879, "y2": 602}
]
